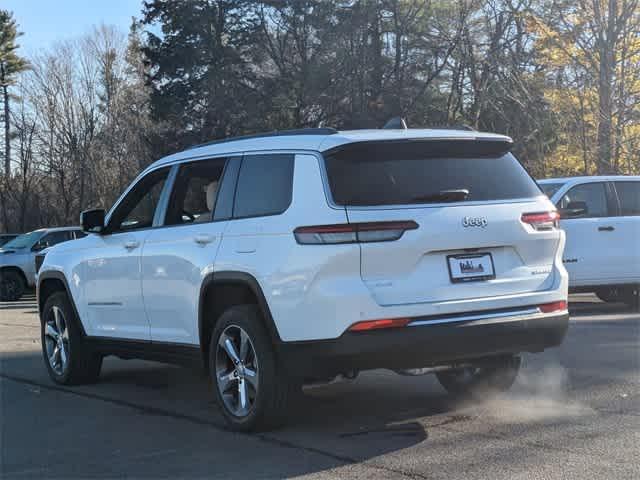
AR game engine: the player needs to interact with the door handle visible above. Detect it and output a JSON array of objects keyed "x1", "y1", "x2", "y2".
[
  {"x1": 598, "y1": 226, "x2": 615, "y2": 232},
  {"x1": 123, "y1": 240, "x2": 140, "y2": 250},
  {"x1": 194, "y1": 235, "x2": 215, "y2": 245}
]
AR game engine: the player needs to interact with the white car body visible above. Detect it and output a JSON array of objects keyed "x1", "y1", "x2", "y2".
[
  {"x1": 0, "y1": 227, "x2": 84, "y2": 288},
  {"x1": 538, "y1": 176, "x2": 640, "y2": 290},
  {"x1": 38, "y1": 128, "x2": 569, "y2": 384}
]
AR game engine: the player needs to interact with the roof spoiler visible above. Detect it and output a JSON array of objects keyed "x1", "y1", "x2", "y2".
[
  {"x1": 383, "y1": 117, "x2": 408, "y2": 129},
  {"x1": 325, "y1": 136, "x2": 514, "y2": 158}
]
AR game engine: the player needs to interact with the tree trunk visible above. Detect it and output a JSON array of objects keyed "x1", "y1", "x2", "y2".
[
  {"x1": 595, "y1": 0, "x2": 617, "y2": 174},
  {"x1": 2, "y1": 80, "x2": 10, "y2": 176}
]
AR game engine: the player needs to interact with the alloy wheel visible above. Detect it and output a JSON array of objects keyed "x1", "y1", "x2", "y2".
[
  {"x1": 44, "y1": 306, "x2": 70, "y2": 375},
  {"x1": 215, "y1": 325, "x2": 259, "y2": 417}
]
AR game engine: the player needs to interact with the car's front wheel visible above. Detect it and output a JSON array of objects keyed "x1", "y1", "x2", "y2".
[
  {"x1": 41, "y1": 292, "x2": 102, "y2": 385},
  {"x1": 436, "y1": 356, "x2": 521, "y2": 397},
  {"x1": 0, "y1": 269, "x2": 25, "y2": 301},
  {"x1": 210, "y1": 305, "x2": 297, "y2": 431}
]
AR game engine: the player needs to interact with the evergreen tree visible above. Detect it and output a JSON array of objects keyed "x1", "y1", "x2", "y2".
[{"x1": 0, "y1": 10, "x2": 28, "y2": 175}]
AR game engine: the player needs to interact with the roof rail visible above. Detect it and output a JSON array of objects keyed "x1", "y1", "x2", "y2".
[
  {"x1": 187, "y1": 128, "x2": 338, "y2": 150},
  {"x1": 428, "y1": 124, "x2": 476, "y2": 131}
]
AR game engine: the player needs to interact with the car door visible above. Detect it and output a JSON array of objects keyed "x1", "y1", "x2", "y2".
[
  {"x1": 557, "y1": 181, "x2": 618, "y2": 285},
  {"x1": 82, "y1": 167, "x2": 171, "y2": 340},
  {"x1": 141, "y1": 156, "x2": 239, "y2": 344},
  {"x1": 611, "y1": 180, "x2": 640, "y2": 282}
]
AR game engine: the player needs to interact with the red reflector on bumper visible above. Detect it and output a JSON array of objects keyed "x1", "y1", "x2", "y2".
[
  {"x1": 539, "y1": 300, "x2": 568, "y2": 313},
  {"x1": 348, "y1": 317, "x2": 411, "y2": 332}
]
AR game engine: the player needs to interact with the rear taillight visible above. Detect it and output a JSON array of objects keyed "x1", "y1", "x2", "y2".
[
  {"x1": 294, "y1": 221, "x2": 418, "y2": 245},
  {"x1": 348, "y1": 317, "x2": 411, "y2": 332},
  {"x1": 539, "y1": 300, "x2": 567, "y2": 313},
  {"x1": 521, "y1": 211, "x2": 560, "y2": 231}
]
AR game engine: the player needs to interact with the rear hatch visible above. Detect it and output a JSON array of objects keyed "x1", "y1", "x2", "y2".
[{"x1": 323, "y1": 138, "x2": 560, "y2": 306}]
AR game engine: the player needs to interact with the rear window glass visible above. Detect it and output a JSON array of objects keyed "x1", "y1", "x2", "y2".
[
  {"x1": 233, "y1": 154, "x2": 294, "y2": 218},
  {"x1": 324, "y1": 142, "x2": 541, "y2": 206},
  {"x1": 615, "y1": 181, "x2": 640, "y2": 216}
]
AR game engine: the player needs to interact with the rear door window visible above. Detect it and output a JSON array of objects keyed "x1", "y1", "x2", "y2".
[
  {"x1": 233, "y1": 154, "x2": 294, "y2": 218},
  {"x1": 323, "y1": 142, "x2": 541, "y2": 206},
  {"x1": 614, "y1": 181, "x2": 640, "y2": 216}
]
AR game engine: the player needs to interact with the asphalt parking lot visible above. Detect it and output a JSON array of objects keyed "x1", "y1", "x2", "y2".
[{"x1": 1, "y1": 294, "x2": 638, "y2": 479}]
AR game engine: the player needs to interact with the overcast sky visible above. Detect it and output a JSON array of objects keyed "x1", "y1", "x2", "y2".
[{"x1": 5, "y1": 0, "x2": 143, "y2": 55}]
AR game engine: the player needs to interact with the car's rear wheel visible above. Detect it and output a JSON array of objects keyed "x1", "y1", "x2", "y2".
[
  {"x1": 41, "y1": 292, "x2": 102, "y2": 385},
  {"x1": 210, "y1": 304, "x2": 297, "y2": 432},
  {"x1": 436, "y1": 356, "x2": 521, "y2": 397},
  {"x1": 0, "y1": 270, "x2": 25, "y2": 301},
  {"x1": 596, "y1": 285, "x2": 639, "y2": 308}
]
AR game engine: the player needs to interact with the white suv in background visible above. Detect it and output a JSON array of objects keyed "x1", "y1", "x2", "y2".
[
  {"x1": 37, "y1": 128, "x2": 569, "y2": 431},
  {"x1": 0, "y1": 227, "x2": 85, "y2": 301},
  {"x1": 538, "y1": 176, "x2": 639, "y2": 306}
]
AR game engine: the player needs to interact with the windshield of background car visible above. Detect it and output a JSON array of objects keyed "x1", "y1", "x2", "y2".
[
  {"x1": 538, "y1": 182, "x2": 565, "y2": 199},
  {"x1": 323, "y1": 141, "x2": 541, "y2": 206},
  {"x1": 1, "y1": 230, "x2": 44, "y2": 250}
]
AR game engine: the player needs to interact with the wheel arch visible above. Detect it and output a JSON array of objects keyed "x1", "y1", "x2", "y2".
[
  {"x1": 198, "y1": 271, "x2": 282, "y2": 368},
  {"x1": 37, "y1": 270, "x2": 87, "y2": 336}
]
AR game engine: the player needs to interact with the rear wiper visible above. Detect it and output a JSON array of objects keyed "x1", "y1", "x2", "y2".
[{"x1": 411, "y1": 189, "x2": 470, "y2": 203}]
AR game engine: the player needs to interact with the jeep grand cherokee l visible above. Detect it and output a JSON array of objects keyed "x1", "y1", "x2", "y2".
[{"x1": 37, "y1": 128, "x2": 569, "y2": 431}]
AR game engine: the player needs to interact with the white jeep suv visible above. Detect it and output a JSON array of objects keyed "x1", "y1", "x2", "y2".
[{"x1": 37, "y1": 128, "x2": 569, "y2": 431}]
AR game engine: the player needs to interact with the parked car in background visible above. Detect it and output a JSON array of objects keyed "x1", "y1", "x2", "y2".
[
  {"x1": 538, "y1": 176, "x2": 639, "y2": 306},
  {"x1": 0, "y1": 227, "x2": 86, "y2": 301},
  {"x1": 0, "y1": 234, "x2": 18, "y2": 247},
  {"x1": 38, "y1": 127, "x2": 569, "y2": 431}
]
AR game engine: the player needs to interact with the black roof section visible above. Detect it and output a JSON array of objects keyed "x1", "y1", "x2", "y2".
[{"x1": 187, "y1": 128, "x2": 338, "y2": 150}]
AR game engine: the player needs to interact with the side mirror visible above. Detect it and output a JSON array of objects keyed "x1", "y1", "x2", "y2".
[
  {"x1": 560, "y1": 201, "x2": 588, "y2": 219},
  {"x1": 81, "y1": 209, "x2": 106, "y2": 233}
]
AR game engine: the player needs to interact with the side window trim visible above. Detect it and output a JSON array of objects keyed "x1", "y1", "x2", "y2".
[
  {"x1": 604, "y1": 181, "x2": 619, "y2": 217},
  {"x1": 154, "y1": 165, "x2": 180, "y2": 227},
  {"x1": 213, "y1": 156, "x2": 241, "y2": 221}
]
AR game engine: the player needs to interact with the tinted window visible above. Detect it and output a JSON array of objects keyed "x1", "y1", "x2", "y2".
[
  {"x1": 233, "y1": 154, "x2": 294, "y2": 218},
  {"x1": 615, "y1": 182, "x2": 640, "y2": 216},
  {"x1": 34, "y1": 231, "x2": 72, "y2": 250},
  {"x1": 559, "y1": 183, "x2": 608, "y2": 218},
  {"x1": 74, "y1": 231, "x2": 87, "y2": 239},
  {"x1": 324, "y1": 143, "x2": 540, "y2": 206},
  {"x1": 3, "y1": 231, "x2": 44, "y2": 250},
  {"x1": 539, "y1": 182, "x2": 565, "y2": 199},
  {"x1": 108, "y1": 167, "x2": 170, "y2": 233},
  {"x1": 165, "y1": 159, "x2": 226, "y2": 226}
]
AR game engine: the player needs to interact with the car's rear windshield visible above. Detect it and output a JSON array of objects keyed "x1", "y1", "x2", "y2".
[{"x1": 324, "y1": 141, "x2": 542, "y2": 206}]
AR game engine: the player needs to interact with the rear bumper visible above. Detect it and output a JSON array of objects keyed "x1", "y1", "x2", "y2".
[{"x1": 278, "y1": 307, "x2": 569, "y2": 379}]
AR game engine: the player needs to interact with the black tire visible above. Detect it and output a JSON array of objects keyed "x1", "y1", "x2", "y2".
[
  {"x1": 622, "y1": 285, "x2": 639, "y2": 309},
  {"x1": 41, "y1": 292, "x2": 102, "y2": 385},
  {"x1": 595, "y1": 287, "x2": 624, "y2": 303},
  {"x1": 209, "y1": 304, "x2": 297, "y2": 432},
  {"x1": 436, "y1": 356, "x2": 521, "y2": 397},
  {"x1": 0, "y1": 269, "x2": 25, "y2": 301},
  {"x1": 596, "y1": 285, "x2": 639, "y2": 308}
]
